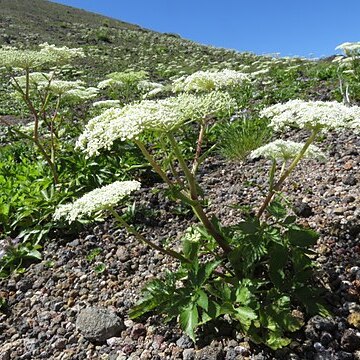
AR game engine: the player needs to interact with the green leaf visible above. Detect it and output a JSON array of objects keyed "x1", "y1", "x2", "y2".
[
  {"x1": 94, "y1": 263, "x2": 106, "y2": 273},
  {"x1": 236, "y1": 217, "x2": 260, "y2": 235},
  {"x1": 235, "y1": 306, "x2": 258, "y2": 321},
  {"x1": 196, "y1": 289, "x2": 208, "y2": 311},
  {"x1": 267, "y1": 199, "x2": 287, "y2": 219},
  {"x1": 25, "y1": 249, "x2": 42, "y2": 260},
  {"x1": 269, "y1": 244, "x2": 288, "y2": 288},
  {"x1": 287, "y1": 228, "x2": 319, "y2": 248},
  {"x1": 180, "y1": 305, "x2": 198, "y2": 342},
  {"x1": 194, "y1": 260, "x2": 221, "y2": 287},
  {"x1": 183, "y1": 238, "x2": 200, "y2": 261},
  {"x1": 235, "y1": 285, "x2": 253, "y2": 306},
  {"x1": 266, "y1": 330, "x2": 291, "y2": 350},
  {"x1": 129, "y1": 296, "x2": 159, "y2": 319}
]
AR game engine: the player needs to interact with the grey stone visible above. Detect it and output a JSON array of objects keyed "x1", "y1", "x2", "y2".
[
  {"x1": 183, "y1": 349, "x2": 195, "y2": 360},
  {"x1": 195, "y1": 346, "x2": 223, "y2": 360},
  {"x1": 130, "y1": 323, "x2": 146, "y2": 340},
  {"x1": 76, "y1": 307, "x2": 124, "y2": 342},
  {"x1": 0, "y1": 350, "x2": 10, "y2": 360},
  {"x1": 343, "y1": 175, "x2": 357, "y2": 186},
  {"x1": 177, "y1": 335, "x2": 194, "y2": 349},
  {"x1": 294, "y1": 202, "x2": 313, "y2": 218},
  {"x1": 341, "y1": 329, "x2": 360, "y2": 352}
]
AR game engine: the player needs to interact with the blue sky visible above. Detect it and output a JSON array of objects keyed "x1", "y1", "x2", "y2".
[{"x1": 51, "y1": 0, "x2": 360, "y2": 58}]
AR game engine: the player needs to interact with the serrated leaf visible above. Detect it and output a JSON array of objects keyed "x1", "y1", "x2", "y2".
[
  {"x1": 267, "y1": 199, "x2": 287, "y2": 219},
  {"x1": 129, "y1": 297, "x2": 159, "y2": 319},
  {"x1": 234, "y1": 306, "x2": 257, "y2": 330},
  {"x1": 287, "y1": 228, "x2": 319, "y2": 248},
  {"x1": 266, "y1": 330, "x2": 291, "y2": 350},
  {"x1": 235, "y1": 285, "x2": 252, "y2": 305},
  {"x1": 195, "y1": 260, "x2": 221, "y2": 287},
  {"x1": 269, "y1": 244, "x2": 288, "y2": 288},
  {"x1": 236, "y1": 217, "x2": 260, "y2": 235},
  {"x1": 200, "y1": 299, "x2": 222, "y2": 325},
  {"x1": 196, "y1": 289, "x2": 208, "y2": 311},
  {"x1": 180, "y1": 305, "x2": 198, "y2": 342}
]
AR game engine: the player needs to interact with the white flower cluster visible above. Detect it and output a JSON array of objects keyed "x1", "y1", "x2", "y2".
[
  {"x1": 260, "y1": 100, "x2": 360, "y2": 132},
  {"x1": 97, "y1": 71, "x2": 148, "y2": 89},
  {"x1": 44, "y1": 80, "x2": 85, "y2": 95},
  {"x1": 250, "y1": 139, "x2": 326, "y2": 161},
  {"x1": 54, "y1": 180, "x2": 141, "y2": 223},
  {"x1": 173, "y1": 69, "x2": 249, "y2": 92},
  {"x1": 183, "y1": 227, "x2": 202, "y2": 243},
  {"x1": 92, "y1": 100, "x2": 121, "y2": 108},
  {"x1": 0, "y1": 44, "x2": 84, "y2": 70},
  {"x1": 63, "y1": 87, "x2": 98, "y2": 103},
  {"x1": 336, "y1": 42, "x2": 360, "y2": 57},
  {"x1": 77, "y1": 92, "x2": 236, "y2": 156},
  {"x1": 39, "y1": 42, "x2": 85, "y2": 63},
  {"x1": 11, "y1": 73, "x2": 97, "y2": 103}
]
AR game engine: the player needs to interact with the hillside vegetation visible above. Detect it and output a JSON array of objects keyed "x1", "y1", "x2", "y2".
[{"x1": 0, "y1": 1, "x2": 360, "y2": 359}]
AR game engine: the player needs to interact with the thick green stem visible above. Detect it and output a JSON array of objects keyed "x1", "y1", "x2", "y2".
[
  {"x1": 136, "y1": 136, "x2": 231, "y2": 255},
  {"x1": 134, "y1": 139, "x2": 196, "y2": 206},
  {"x1": 257, "y1": 129, "x2": 319, "y2": 218},
  {"x1": 192, "y1": 120, "x2": 206, "y2": 175},
  {"x1": 167, "y1": 132, "x2": 198, "y2": 200},
  {"x1": 110, "y1": 208, "x2": 189, "y2": 263},
  {"x1": 135, "y1": 140, "x2": 173, "y2": 187},
  {"x1": 168, "y1": 133, "x2": 231, "y2": 254},
  {"x1": 192, "y1": 203, "x2": 232, "y2": 254}
]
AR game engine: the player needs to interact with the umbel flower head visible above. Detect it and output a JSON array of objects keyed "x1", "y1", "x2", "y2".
[
  {"x1": 0, "y1": 43, "x2": 84, "y2": 70},
  {"x1": 54, "y1": 180, "x2": 141, "y2": 223},
  {"x1": 261, "y1": 100, "x2": 360, "y2": 133},
  {"x1": 335, "y1": 42, "x2": 360, "y2": 57},
  {"x1": 250, "y1": 139, "x2": 326, "y2": 161},
  {"x1": 98, "y1": 70, "x2": 148, "y2": 89},
  {"x1": 92, "y1": 100, "x2": 121, "y2": 108},
  {"x1": 173, "y1": 69, "x2": 249, "y2": 92},
  {"x1": 77, "y1": 91, "x2": 237, "y2": 157}
]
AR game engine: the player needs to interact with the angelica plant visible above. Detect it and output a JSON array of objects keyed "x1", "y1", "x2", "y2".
[
  {"x1": 0, "y1": 44, "x2": 94, "y2": 184},
  {"x1": 60, "y1": 68, "x2": 360, "y2": 349},
  {"x1": 334, "y1": 41, "x2": 360, "y2": 104},
  {"x1": 97, "y1": 70, "x2": 164, "y2": 104}
]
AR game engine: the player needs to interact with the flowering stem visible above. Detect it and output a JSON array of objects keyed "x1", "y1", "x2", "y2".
[
  {"x1": 269, "y1": 159, "x2": 276, "y2": 192},
  {"x1": 257, "y1": 129, "x2": 319, "y2": 218},
  {"x1": 109, "y1": 208, "x2": 189, "y2": 263},
  {"x1": 192, "y1": 203, "x2": 232, "y2": 254},
  {"x1": 166, "y1": 133, "x2": 232, "y2": 254},
  {"x1": 167, "y1": 132, "x2": 198, "y2": 200},
  {"x1": 192, "y1": 120, "x2": 206, "y2": 174},
  {"x1": 135, "y1": 140, "x2": 173, "y2": 187}
]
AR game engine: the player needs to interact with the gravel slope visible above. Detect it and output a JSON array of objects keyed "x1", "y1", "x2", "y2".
[{"x1": 0, "y1": 129, "x2": 359, "y2": 360}]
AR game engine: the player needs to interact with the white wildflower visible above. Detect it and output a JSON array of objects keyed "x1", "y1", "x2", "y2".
[
  {"x1": 77, "y1": 92, "x2": 236, "y2": 157},
  {"x1": 39, "y1": 42, "x2": 85, "y2": 63},
  {"x1": 44, "y1": 80, "x2": 84, "y2": 95},
  {"x1": 260, "y1": 100, "x2": 360, "y2": 132},
  {"x1": 183, "y1": 227, "x2": 202, "y2": 243},
  {"x1": 93, "y1": 100, "x2": 121, "y2": 108},
  {"x1": 336, "y1": 42, "x2": 360, "y2": 56},
  {"x1": 54, "y1": 180, "x2": 141, "y2": 223},
  {"x1": 63, "y1": 87, "x2": 98, "y2": 102},
  {"x1": 173, "y1": 69, "x2": 249, "y2": 92},
  {"x1": 98, "y1": 71, "x2": 148, "y2": 89},
  {"x1": 0, "y1": 44, "x2": 84, "y2": 70},
  {"x1": 250, "y1": 139, "x2": 326, "y2": 161},
  {"x1": 97, "y1": 78, "x2": 116, "y2": 89}
]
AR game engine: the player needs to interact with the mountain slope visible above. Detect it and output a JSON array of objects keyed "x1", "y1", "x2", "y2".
[{"x1": 0, "y1": 0, "x2": 141, "y2": 45}]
